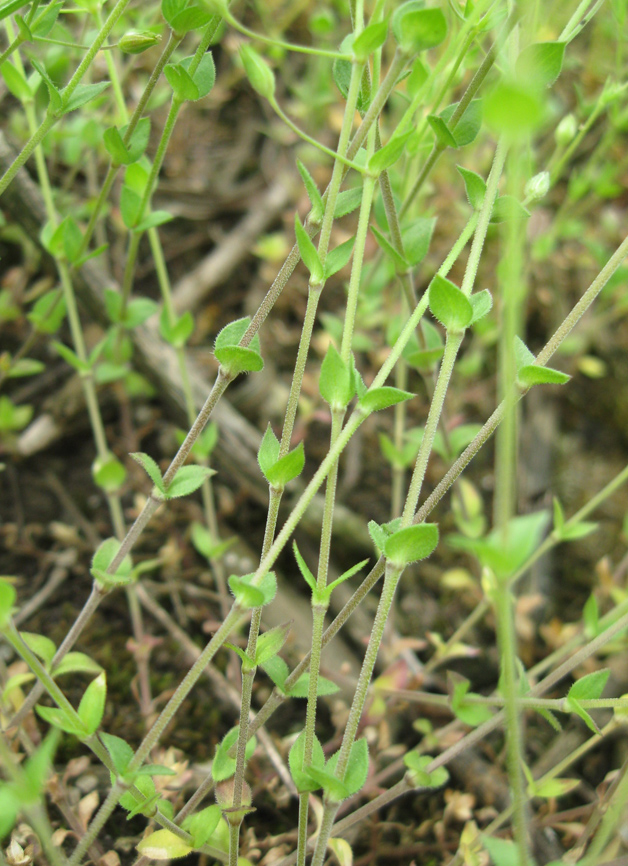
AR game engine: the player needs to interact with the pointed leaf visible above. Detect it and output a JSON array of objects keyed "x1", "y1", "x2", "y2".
[
  {"x1": 258, "y1": 424, "x2": 281, "y2": 480},
  {"x1": 392, "y1": 5, "x2": 448, "y2": 53},
  {"x1": 403, "y1": 217, "x2": 436, "y2": 266},
  {"x1": 429, "y1": 274, "x2": 473, "y2": 331},
  {"x1": 288, "y1": 673, "x2": 339, "y2": 698},
  {"x1": 52, "y1": 652, "x2": 103, "y2": 678},
  {"x1": 130, "y1": 452, "x2": 165, "y2": 492},
  {"x1": 293, "y1": 542, "x2": 317, "y2": 593},
  {"x1": 78, "y1": 672, "x2": 106, "y2": 735},
  {"x1": 319, "y1": 343, "x2": 353, "y2": 407},
  {"x1": 515, "y1": 41, "x2": 565, "y2": 90},
  {"x1": 334, "y1": 187, "x2": 363, "y2": 218},
  {"x1": 90, "y1": 537, "x2": 134, "y2": 588},
  {"x1": 359, "y1": 386, "x2": 414, "y2": 414},
  {"x1": 427, "y1": 114, "x2": 458, "y2": 148},
  {"x1": 137, "y1": 829, "x2": 193, "y2": 860},
  {"x1": 295, "y1": 214, "x2": 324, "y2": 283},
  {"x1": 517, "y1": 365, "x2": 570, "y2": 387},
  {"x1": 100, "y1": 732, "x2": 134, "y2": 775},
  {"x1": 457, "y1": 165, "x2": 486, "y2": 210},
  {"x1": 568, "y1": 669, "x2": 610, "y2": 702},
  {"x1": 255, "y1": 623, "x2": 291, "y2": 666},
  {"x1": 20, "y1": 632, "x2": 56, "y2": 667},
  {"x1": 368, "y1": 131, "x2": 413, "y2": 175},
  {"x1": 371, "y1": 225, "x2": 408, "y2": 272},
  {"x1": 297, "y1": 159, "x2": 324, "y2": 222},
  {"x1": 265, "y1": 442, "x2": 305, "y2": 487},
  {"x1": 182, "y1": 804, "x2": 222, "y2": 848},
  {"x1": 470, "y1": 289, "x2": 493, "y2": 324},
  {"x1": 62, "y1": 81, "x2": 109, "y2": 114},
  {"x1": 384, "y1": 524, "x2": 439, "y2": 566},
  {"x1": 352, "y1": 20, "x2": 388, "y2": 61},
  {"x1": 36, "y1": 705, "x2": 86, "y2": 737},
  {"x1": 289, "y1": 730, "x2": 326, "y2": 792},
  {"x1": 165, "y1": 465, "x2": 216, "y2": 499},
  {"x1": 440, "y1": 99, "x2": 483, "y2": 148},
  {"x1": 326, "y1": 558, "x2": 370, "y2": 594},
  {"x1": 325, "y1": 237, "x2": 355, "y2": 278}
]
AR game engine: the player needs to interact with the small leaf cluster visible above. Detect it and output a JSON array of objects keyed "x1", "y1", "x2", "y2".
[
  {"x1": 228, "y1": 571, "x2": 276, "y2": 609},
  {"x1": 289, "y1": 732, "x2": 369, "y2": 802},
  {"x1": 403, "y1": 750, "x2": 449, "y2": 789},
  {"x1": 211, "y1": 727, "x2": 257, "y2": 783},
  {"x1": 41, "y1": 215, "x2": 106, "y2": 269},
  {"x1": 514, "y1": 337, "x2": 570, "y2": 390},
  {"x1": 428, "y1": 274, "x2": 492, "y2": 335},
  {"x1": 448, "y1": 672, "x2": 493, "y2": 727},
  {"x1": 119, "y1": 161, "x2": 172, "y2": 234},
  {"x1": 102, "y1": 733, "x2": 176, "y2": 819},
  {"x1": 3, "y1": 630, "x2": 102, "y2": 703}
]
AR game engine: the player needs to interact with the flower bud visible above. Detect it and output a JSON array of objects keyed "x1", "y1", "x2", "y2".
[
  {"x1": 524, "y1": 170, "x2": 550, "y2": 202},
  {"x1": 555, "y1": 113, "x2": 577, "y2": 146},
  {"x1": 119, "y1": 30, "x2": 162, "y2": 55},
  {"x1": 240, "y1": 44, "x2": 275, "y2": 100}
]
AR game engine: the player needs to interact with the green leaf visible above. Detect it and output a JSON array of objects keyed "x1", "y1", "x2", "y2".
[
  {"x1": 440, "y1": 99, "x2": 483, "y2": 148},
  {"x1": 123, "y1": 298, "x2": 159, "y2": 329},
  {"x1": 325, "y1": 237, "x2": 355, "y2": 278},
  {"x1": 135, "y1": 210, "x2": 173, "y2": 233},
  {"x1": 482, "y1": 835, "x2": 521, "y2": 866},
  {"x1": 296, "y1": 159, "x2": 324, "y2": 223},
  {"x1": 491, "y1": 195, "x2": 530, "y2": 224},
  {"x1": 352, "y1": 20, "x2": 388, "y2": 61},
  {"x1": 30, "y1": 59, "x2": 61, "y2": 113},
  {"x1": 359, "y1": 386, "x2": 414, "y2": 414},
  {"x1": 211, "y1": 727, "x2": 257, "y2": 782},
  {"x1": 258, "y1": 424, "x2": 280, "y2": 480},
  {"x1": 368, "y1": 519, "x2": 400, "y2": 554},
  {"x1": 100, "y1": 732, "x2": 133, "y2": 775},
  {"x1": 293, "y1": 542, "x2": 316, "y2": 593},
  {"x1": 20, "y1": 632, "x2": 56, "y2": 667},
  {"x1": 403, "y1": 217, "x2": 436, "y2": 266},
  {"x1": 137, "y1": 829, "x2": 193, "y2": 860},
  {"x1": 165, "y1": 465, "x2": 216, "y2": 499},
  {"x1": 180, "y1": 53, "x2": 216, "y2": 100},
  {"x1": 120, "y1": 185, "x2": 143, "y2": 229},
  {"x1": 32, "y1": 2, "x2": 63, "y2": 38},
  {"x1": 182, "y1": 804, "x2": 222, "y2": 848},
  {"x1": 288, "y1": 672, "x2": 339, "y2": 698},
  {"x1": 517, "y1": 365, "x2": 570, "y2": 388},
  {"x1": 569, "y1": 669, "x2": 610, "y2": 702},
  {"x1": 485, "y1": 80, "x2": 545, "y2": 138},
  {"x1": 122, "y1": 117, "x2": 151, "y2": 163},
  {"x1": 558, "y1": 521, "x2": 598, "y2": 542},
  {"x1": 334, "y1": 187, "x2": 363, "y2": 218},
  {"x1": 78, "y1": 672, "x2": 106, "y2": 735},
  {"x1": 255, "y1": 623, "x2": 291, "y2": 666},
  {"x1": 392, "y1": 4, "x2": 448, "y2": 54},
  {"x1": 289, "y1": 730, "x2": 326, "y2": 793},
  {"x1": 429, "y1": 274, "x2": 473, "y2": 332},
  {"x1": 327, "y1": 738, "x2": 369, "y2": 798},
  {"x1": 295, "y1": 214, "x2": 324, "y2": 284},
  {"x1": 2, "y1": 672, "x2": 35, "y2": 701},
  {"x1": 332, "y1": 55, "x2": 370, "y2": 113},
  {"x1": 61, "y1": 81, "x2": 109, "y2": 115},
  {"x1": 191, "y1": 522, "x2": 235, "y2": 561},
  {"x1": 449, "y1": 673, "x2": 494, "y2": 727},
  {"x1": 0, "y1": 580, "x2": 17, "y2": 627},
  {"x1": 319, "y1": 343, "x2": 353, "y2": 408},
  {"x1": 371, "y1": 225, "x2": 408, "y2": 272},
  {"x1": 457, "y1": 165, "x2": 486, "y2": 210},
  {"x1": 226, "y1": 642, "x2": 255, "y2": 671},
  {"x1": 368, "y1": 131, "x2": 413, "y2": 175},
  {"x1": 384, "y1": 524, "x2": 439, "y2": 566},
  {"x1": 90, "y1": 537, "x2": 134, "y2": 588},
  {"x1": 304, "y1": 766, "x2": 349, "y2": 802},
  {"x1": 403, "y1": 752, "x2": 449, "y2": 788},
  {"x1": 427, "y1": 114, "x2": 457, "y2": 148},
  {"x1": 470, "y1": 289, "x2": 493, "y2": 324},
  {"x1": 260, "y1": 654, "x2": 290, "y2": 692},
  {"x1": 0, "y1": 0, "x2": 31, "y2": 23},
  {"x1": 103, "y1": 126, "x2": 131, "y2": 166},
  {"x1": 229, "y1": 572, "x2": 276, "y2": 609},
  {"x1": 326, "y1": 558, "x2": 370, "y2": 596},
  {"x1": 164, "y1": 63, "x2": 199, "y2": 101},
  {"x1": 52, "y1": 652, "x2": 103, "y2": 678},
  {"x1": 240, "y1": 43, "x2": 275, "y2": 99},
  {"x1": 514, "y1": 336, "x2": 536, "y2": 370},
  {"x1": 130, "y1": 452, "x2": 165, "y2": 492},
  {"x1": 36, "y1": 705, "x2": 86, "y2": 738},
  {"x1": 265, "y1": 442, "x2": 305, "y2": 487},
  {"x1": 449, "y1": 511, "x2": 550, "y2": 580},
  {"x1": 515, "y1": 41, "x2": 565, "y2": 90},
  {"x1": 159, "y1": 308, "x2": 195, "y2": 348},
  {"x1": 1, "y1": 62, "x2": 32, "y2": 101},
  {"x1": 214, "y1": 345, "x2": 264, "y2": 375},
  {"x1": 28, "y1": 290, "x2": 65, "y2": 334},
  {"x1": 214, "y1": 317, "x2": 261, "y2": 355}
]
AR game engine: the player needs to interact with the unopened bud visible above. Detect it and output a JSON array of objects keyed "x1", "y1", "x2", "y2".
[
  {"x1": 524, "y1": 170, "x2": 550, "y2": 202},
  {"x1": 240, "y1": 44, "x2": 275, "y2": 100},
  {"x1": 555, "y1": 113, "x2": 577, "y2": 146},
  {"x1": 118, "y1": 30, "x2": 161, "y2": 55}
]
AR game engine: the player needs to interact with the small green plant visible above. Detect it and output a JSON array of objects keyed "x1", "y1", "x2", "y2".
[{"x1": 1, "y1": 1, "x2": 628, "y2": 865}]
